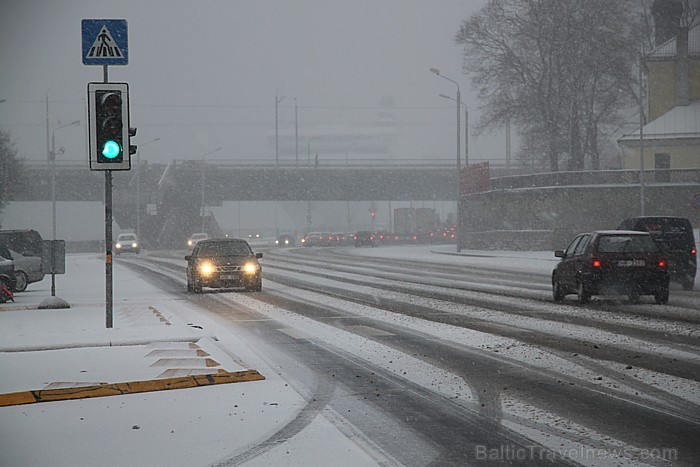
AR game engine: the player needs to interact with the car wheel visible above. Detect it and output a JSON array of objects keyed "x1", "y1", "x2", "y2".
[
  {"x1": 577, "y1": 280, "x2": 590, "y2": 304},
  {"x1": 552, "y1": 277, "x2": 565, "y2": 302},
  {"x1": 681, "y1": 276, "x2": 695, "y2": 291},
  {"x1": 14, "y1": 271, "x2": 28, "y2": 292},
  {"x1": 654, "y1": 286, "x2": 669, "y2": 305},
  {"x1": 187, "y1": 281, "x2": 193, "y2": 293}
]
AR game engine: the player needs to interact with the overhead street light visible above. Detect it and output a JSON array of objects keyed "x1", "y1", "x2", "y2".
[
  {"x1": 275, "y1": 89, "x2": 285, "y2": 167},
  {"x1": 431, "y1": 67, "x2": 462, "y2": 252},
  {"x1": 439, "y1": 93, "x2": 468, "y2": 168},
  {"x1": 200, "y1": 146, "x2": 223, "y2": 232}
]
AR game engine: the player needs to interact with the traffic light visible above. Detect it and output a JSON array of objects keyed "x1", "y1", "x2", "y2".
[{"x1": 88, "y1": 82, "x2": 131, "y2": 171}]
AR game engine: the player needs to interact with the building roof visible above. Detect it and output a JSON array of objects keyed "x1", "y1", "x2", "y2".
[
  {"x1": 619, "y1": 99, "x2": 700, "y2": 142},
  {"x1": 647, "y1": 23, "x2": 700, "y2": 59}
]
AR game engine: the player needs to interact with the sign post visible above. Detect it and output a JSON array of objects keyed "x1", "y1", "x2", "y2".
[{"x1": 82, "y1": 19, "x2": 129, "y2": 329}]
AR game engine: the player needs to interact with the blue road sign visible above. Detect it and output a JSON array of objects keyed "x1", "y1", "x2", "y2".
[{"x1": 82, "y1": 19, "x2": 128, "y2": 66}]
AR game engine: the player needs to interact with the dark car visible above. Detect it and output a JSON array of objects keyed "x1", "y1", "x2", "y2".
[
  {"x1": 354, "y1": 230, "x2": 376, "y2": 247},
  {"x1": 185, "y1": 238, "x2": 262, "y2": 293},
  {"x1": 617, "y1": 216, "x2": 696, "y2": 290},
  {"x1": 275, "y1": 234, "x2": 295, "y2": 247},
  {"x1": 552, "y1": 230, "x2": 670, "y2": 304}
]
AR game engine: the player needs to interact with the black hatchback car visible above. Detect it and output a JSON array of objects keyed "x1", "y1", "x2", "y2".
[
  {"x1": 552, "y1": 231, "x2": 670, "y2": 304},
  {"x1": 617, "y1": 217, "x2": 696, "y2": 290},
  {"x1": 185, "y1": 238, "x2": 262, "y2": 293}
]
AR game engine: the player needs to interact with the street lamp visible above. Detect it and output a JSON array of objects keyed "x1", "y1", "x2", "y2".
[
  {"x1": 306, "y1": 136, "x2": 320, "y2": 233},
  {"x1": 431, "y1": 67, "x2": 462, "y2": 252},
  {"x1": 50, "y1": 119, "x2": 80, "y2": 300},
  {"x1": 275, "y1": 89, "x2": 285, "y2": 167},
  {"x1": 439, "y1": 94, "x2": 468, "y2": 167},
  {"x1": 135, "y1": 137, "x2": 161, "y2": 242},
  {"x1": 200, "y1": 146, "x2": 223, "y2": 232}
]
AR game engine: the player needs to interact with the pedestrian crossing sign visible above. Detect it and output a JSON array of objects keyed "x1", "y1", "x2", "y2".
[{"x1": 82, "y1": 19, "x2": 128, "y2": 66}]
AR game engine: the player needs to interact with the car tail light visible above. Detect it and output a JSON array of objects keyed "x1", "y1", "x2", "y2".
[
  {"x1": 692, "y1": 248, "x2": 697, "y2": 256},
  {"x1": 658, "y1": 259, "x2": 667, "y2": 268},
  {"x1": 592, "y1": 259, "x2": 602, "y2": 268}
]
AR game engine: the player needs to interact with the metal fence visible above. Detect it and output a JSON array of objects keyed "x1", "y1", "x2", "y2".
[{"x1": 490, "y1": 168, "x2": 700, "y2": 190}]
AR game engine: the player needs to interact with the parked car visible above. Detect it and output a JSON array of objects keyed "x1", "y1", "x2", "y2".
[
  {"x1": 275, "y1": 234, "x2": 296, "y2": 247},
  {"x1": 115, "y1": 233, "x2": 140, "y2": 255},
  {"x1": 187, "y1": 232, "x2": 209, "y2": 251},
  {"x1": 0, "y1": 229, "x2": 44, "y2": 291},
  {"x1": 354, "y1": 230, "x2": 376, "y2": 248},
  {"x1": 4, "y1": 247, "x2": 43, "y2": 292},
  {"x1": 0, "y1": 245, "x2": 17, "y2": 292},
  {"x1": 185, "y1": 238, "x2": 262, "y2": 293},
  {"x1": 617, "y1": 216, "x2": 696, "y2": 290},
  {"x1": 552, "y1": 230, "x2": 670, "y2": 304}
]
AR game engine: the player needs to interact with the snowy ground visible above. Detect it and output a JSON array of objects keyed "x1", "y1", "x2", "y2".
[{"x1": 0, "y1": 246, "x2": 697, "y2": 466}]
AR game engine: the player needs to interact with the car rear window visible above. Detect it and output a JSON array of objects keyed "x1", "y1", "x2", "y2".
[{"x1": 597, "y1": 235, "x2": 659, "y2": 253}]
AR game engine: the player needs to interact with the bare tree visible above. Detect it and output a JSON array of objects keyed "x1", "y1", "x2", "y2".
[
  {"x1": 0, "y1": 130, "x2": 22, "y2": 227},
  {"x1": 456, "y1": 0, "x2": 646, "y2": 172}
]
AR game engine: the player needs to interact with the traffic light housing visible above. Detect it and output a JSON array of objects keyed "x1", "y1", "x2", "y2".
[{"x1": 88, "y1": 82, "x2": 131, "y2": 171}]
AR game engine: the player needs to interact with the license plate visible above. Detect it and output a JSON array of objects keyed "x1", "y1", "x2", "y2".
[
  {"x1": 617, "y1": 260, "x2": 645, "y2": 267},
  {"x1": 220, "y1": 274, "x2": 237, "y2": 280}
]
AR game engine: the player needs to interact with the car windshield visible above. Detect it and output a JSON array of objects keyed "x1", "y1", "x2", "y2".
[
  {"x1": 118, "y1": 235, "x2": 136, "y2": 241},
  {"x1": 197, "y1": 242, "x2": 252, "y2": 257},
  {"x1": 597, "y1": 235, "x2": 659, "y2": 253}
]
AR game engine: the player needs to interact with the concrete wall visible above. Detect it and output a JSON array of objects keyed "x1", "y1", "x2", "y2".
[{"x1": 460, "y1": 183, "x2": 700, "y2": 250}]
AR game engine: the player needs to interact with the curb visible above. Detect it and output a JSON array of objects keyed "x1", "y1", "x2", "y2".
[{"x1": 0, "y1": 369, "x2": 265, "y2": 407}]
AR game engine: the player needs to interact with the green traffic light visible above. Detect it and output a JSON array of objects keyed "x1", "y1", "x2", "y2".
[{"x1": 102, "y1": 140, "x2": 122, "y2": 159}]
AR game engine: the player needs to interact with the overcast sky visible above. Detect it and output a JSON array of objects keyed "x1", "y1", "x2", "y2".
[{"x1": 0, "y1": 0, "x2": 506, "y2": 165}]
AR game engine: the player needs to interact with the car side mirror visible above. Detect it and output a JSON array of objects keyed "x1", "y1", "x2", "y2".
[
  {"x1": 554, "y1": 250, "x2": 565, "y2": 258},
  {"x1": 256, "y1": 253, "x2": 263, "y2": 259},
  {"x1": 185, "y1": 255, "x2": 192, "y2": 261}
]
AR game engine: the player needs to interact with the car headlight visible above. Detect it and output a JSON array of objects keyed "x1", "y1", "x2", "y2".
[
  {"x1": 188, "y1": 240, "x2": 193, "y2": 246},
  {"x1": 132, "y1": 242, "x2": 138, "y2": 248},
  {"x1": 243, "y1": 262, "x2": 258, "y2": 274},
  {"x1": 275, "y1": 240, "x2": 279, "y2": 245},
  {"x1": 115, "y1": 243, "x2": 122, "y2": 249},
  {"x1": 198, "y1": 262, "x2": 215, "y2": 276}
]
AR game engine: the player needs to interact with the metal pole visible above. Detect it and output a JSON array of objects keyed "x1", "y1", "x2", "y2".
[
  {"x1": 456, "y1": 87, "x2": 461, "y2": 253},
  {"x1": 275, "y1": 91, "x2": 279, "y2": 167},
  {"x1": 104, "y1": 64, "x2": 113, "y2": 329},
  {"x1": 295, "y1": 98, "x2": 299, "y2": 167},
  {"x1": 465, "y1": 105, "x2": 469, "y2": 167},
  {"x1": 106, "y1": 170, "x2": 113, "y2": 328},
  {"x1": 51, "y1": 131, "x2": 56, "y2": 297},
  {"x1": 639, "y1": 49, "x2": 645, "y2": 216}
]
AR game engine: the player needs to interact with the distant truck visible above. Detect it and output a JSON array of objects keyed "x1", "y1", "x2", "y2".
[{"x1": 393, "y1": 207, "x2": 437, "y2": 242}]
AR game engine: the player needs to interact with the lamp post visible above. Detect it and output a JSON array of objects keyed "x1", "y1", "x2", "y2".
[
  {"x1": 200, "y1": 146, "x2": 223, "y2": 232},
  {"x1": 431, "y1": 67, "x2": 462, "y2": 252},
  {"x1": 50, "y1": 119, "x2": 80, "y2": 299},
  {"x1": 306, "y1": 137, "x2": 320, "y2": 233},
  {"x1": 294, "y1": 97, "x2": 299, "y2": 167},
  {"x1": 439, "y1": 94, "x2": 468, "y2": 167},
  {"x1": 135, "y1": 137, "x2": 160, "y2": 242},
  {"x1": 275, "y1": 89, "x2": 285, "y2": 167}
]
